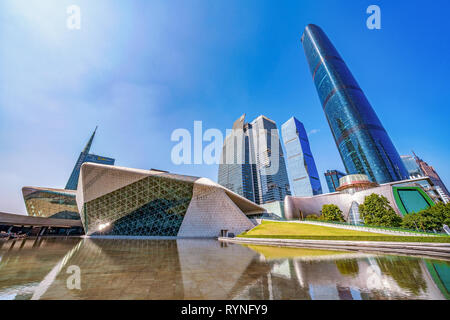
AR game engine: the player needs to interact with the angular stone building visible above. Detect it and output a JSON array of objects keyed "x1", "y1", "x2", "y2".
[{"x1": 77, "y1": 163, "x2": 264, "y2": 237}]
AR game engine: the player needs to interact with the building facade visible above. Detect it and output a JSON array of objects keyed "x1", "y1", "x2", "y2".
[
  {"x1": 218, "y1": 114, "x2": 291, "y2": 204},
  {"x1": 65, "y1": 127, "x2": 115, "y2": 190},
  {"x1": 401, "y1": 155, "x2": 423, "y2": 178},
  {"x1": 248, "y1": 115, "x2": 291, "y2": 204},
  {"x1": 413, "y1": 152, "x2": 449, "y2": 197},
  {"x1": 281, "y1": 117, "x2": 322, "y2": 196},
  {"x1": 218, "y1": 114, "x2": 259, "y2": 203},
  {"x1": 22, "y1": 187, "x2": 79, "y2": 220},
  {"x1": 324, "y1": 170, "x2": 346, "y2": 193},
  {"x1": 301, "y1": 24, "x2": 409, "y2": 184},
  {"x1": 78, "y1": 163, "x2": 264, "y2": 237},
  {"x1": 284, "y1": 176, "x2": 436, "y2": 222}
]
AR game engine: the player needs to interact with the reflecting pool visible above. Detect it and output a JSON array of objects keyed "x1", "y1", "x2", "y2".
[{"x1": 0, "y1": 238, "x2": 448, "y2": 300}]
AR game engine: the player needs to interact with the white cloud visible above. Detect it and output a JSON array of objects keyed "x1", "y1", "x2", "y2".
[{"x1": 307, "y1": 129, "x2": 320, "y2": 136}]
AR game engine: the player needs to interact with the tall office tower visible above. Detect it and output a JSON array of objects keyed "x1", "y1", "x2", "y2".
[
  {"x1": 218, "y1": 114, "x2": 259, "y2": 203},
  {"x1": 249, "y1": 115, "x2": 291, "y2": 204},
  {"x1": 65, "y1": 127, "x2": 115, "y2": 190},
  {"x1": 324, "y1": 169, "x2": 346, "y2": 193},
  {"x1": 301, "y1": 24, "x2": 409, "y2": 184},
  {"x1": 401, "y1": 155, "x2": 423, "y2": 178},
  {"x1": 218, "y1": 114, "x2": 291, "y2": 204},
  {"x1": 413, "y1": 152, "x2": 450, "y2": 196},
  {"x1": 281, "y1": 117, "x2": 322, "y2": 196}
]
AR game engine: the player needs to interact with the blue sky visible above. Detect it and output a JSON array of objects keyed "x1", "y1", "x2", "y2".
[{"x1": 0, "y1": 0, "x2": 449, "y2": 214}]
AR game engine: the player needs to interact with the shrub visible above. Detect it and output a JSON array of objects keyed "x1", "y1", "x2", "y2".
[
  {"x1": 359, "y1": 193, "x2": 402, "y2": 227},
  {"x1": 319, "y1": 204, "x2": 345, "y2": 222},
  {"x1": 401, "y1": 202, "x2": 450, "y2": 232}
]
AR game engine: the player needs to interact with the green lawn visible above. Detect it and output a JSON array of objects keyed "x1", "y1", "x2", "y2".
[
  {"x1": 238, "y1": 221, "x2": 450, "y2": 243},
  {"x1": 244, "y1": 245, "x2": 349, "y2": 260}
]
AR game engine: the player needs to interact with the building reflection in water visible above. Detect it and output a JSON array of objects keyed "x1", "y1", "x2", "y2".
[{"x1": 0, "y1": 239, "x2": 448, "y2": 300}]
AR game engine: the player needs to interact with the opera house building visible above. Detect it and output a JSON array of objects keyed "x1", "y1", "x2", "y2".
[
  {"x1": 22, "y1": 187, "x2": 79, "y2": 220},
  {"x1": 76, "y1": 163, "x2": 264, "y2": 237}
]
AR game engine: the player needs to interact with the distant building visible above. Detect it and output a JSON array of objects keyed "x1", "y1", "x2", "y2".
[
  {"x1": 281, "y1": 117, "x2": 322, "y2": 196},
  {"x1": 259, "y1": 200, "x2": 285, "y2": 219},
  {"x1": 285, "y1": 175, "x2": 436, "y2": 223},
  {"x1": 218, "y1": 114, "x2": 291, "y2": 204},
  {"x1": 413, "y1": 152, "x2": 449, "y2": 197},
  {"x1": 22, "y1": 187, "x2": 78, "y2": 220},
  {"x1": 218, "y1": 114, "x2": 259, "y2": 203},
  {"x1": 301, "y1": 24, "x2": 409, "y2": 184},
  {"x1": 22, "y1": 127, "x2": 114, "y2": 220},
  {"x1": 401, "y1": 155, "x2": 423, "y2": 178},
  {"x1": 324, "y1": 170, "x2": 346, "y2": 193},
  {"x1": 65, "y1": 127, "x2": 115, "y2": 190}
]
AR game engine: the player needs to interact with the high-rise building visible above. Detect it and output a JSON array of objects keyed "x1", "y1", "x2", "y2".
[
  {"x1": 413, "y1": 152, "x2": 449, "y2": 197},
  {"x1": 281, "y1": 117, "x2": 322, "y2": 196},
  {"x1": 324, "y1": 170, "x2": 346, "y2": 193},
  {"x1": 218, "y1": 114, "x2": 291, "y2": 204},
  {"x1": 301, "y1": 24, "x2": 409, "y2": 184},
  {"x1": 401, "y1": 155, "x2": 423, "y2": 178},
  {"x1": 65, "y1": 127, "x2": 115, "y2": 190},
  {"x1": 218, "y1": 114, "x2": 258, "y2": 203}
]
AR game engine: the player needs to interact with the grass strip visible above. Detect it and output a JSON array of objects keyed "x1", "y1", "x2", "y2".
[
  {"x1": 237, "y1": 234, "x2": 450, "y2": 243},
  {"x1": 238, "y1": 221, "x2": 450, "y2": 243}
]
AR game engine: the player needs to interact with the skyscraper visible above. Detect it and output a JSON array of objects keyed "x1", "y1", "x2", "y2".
[
  {"x1": 324, "y1": 169, "x2": 346, "y2": 193},
  {"x1": 281, "y1": 117, "x2": 322, "y2": 196},
  {"x1": 401, "y1": 155, "x2": 423, "y2": 178},
  {"x1": 413, "y1": 152, "x2": 449, "y2": 197},
  {"x1": 218, "y1": 114, "x2": 258, "y2": 203},
  {"x1": 301, "y1": 24, "x2": 409, "y2": 184},
  {"x1": 250, "y1": 115, "x2": 291, "y2": 203},
  {"x1": 65, "y1": 127, "x2": 115, "y2": 190},
  {"x1": 218, "y1": 114, "x2": 291, "y2": 204}
]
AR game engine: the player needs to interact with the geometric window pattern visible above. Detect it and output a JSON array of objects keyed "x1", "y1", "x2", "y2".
[
  {"x1": 23, "y1": 189, "x2": 79, "y2": 220},
  {"x1": 81, "y1": 175, "x2": 194, "y2": 236}
]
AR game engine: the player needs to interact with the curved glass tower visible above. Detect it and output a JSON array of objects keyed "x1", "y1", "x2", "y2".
[{"x1": 301, "y1": 24, "x2": 408, "y2": 184}]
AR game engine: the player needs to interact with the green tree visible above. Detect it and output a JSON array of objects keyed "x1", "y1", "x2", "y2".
[
  {"x1": 359, "y1": 193, "x2": 402, "y2": 227},
  {"x1": 319, "y1": 204, "x2": 345, "y2": 222},
  {"x1": 401, "y1": 202, "x2": 450, "y2": 231}
]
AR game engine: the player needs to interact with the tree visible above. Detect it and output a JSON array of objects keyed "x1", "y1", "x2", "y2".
[
  {"x1": 359, "y1": 193, "x2": 402, "y2": 227},
  {"x1": 319, "y1": 204, "x2": 345, "y2": 222},
  {"x1": 401, "y1": 202, "x2": 450, "y2": 232}
]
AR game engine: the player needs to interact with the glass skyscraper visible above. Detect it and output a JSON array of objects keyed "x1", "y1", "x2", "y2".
[
  {"x1": 281, "y1": 117, "x2": 322, "y2": 196},
  {"x1": 218, "y1": 114, "x2": 259, "y2": 203},
  {"x1": 401, "y1": 155, "x2": 423, "y2": 178},
  {"x1": 65, "y1": 127, "x2": 115, "y2": 190},
  {"x1": 301, "y1": 24, "x2": 409, "y2": 184},
  {"x1": 218, "y1": 114, "x2": 291, "y2": 204},
  {"x1": 324, "y1": 169, "x2": 346, "y2": 193}
]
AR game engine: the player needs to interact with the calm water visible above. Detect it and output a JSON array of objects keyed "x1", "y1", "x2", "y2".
[{"x1": 0, "y1": 238, "x2": 448, "y2": 300}]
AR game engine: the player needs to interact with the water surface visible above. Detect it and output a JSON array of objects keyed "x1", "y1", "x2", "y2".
[{"x1": 0, "y1": 238, "x2": 448, "y2": 300}]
